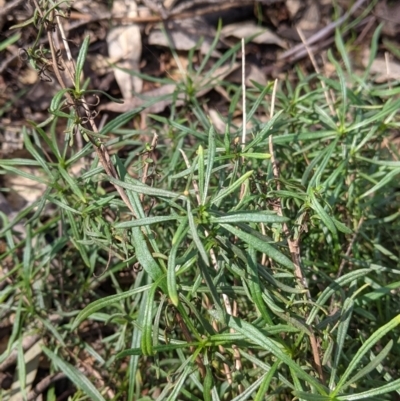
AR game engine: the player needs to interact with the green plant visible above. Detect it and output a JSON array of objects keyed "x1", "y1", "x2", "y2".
[{"x1": 1, "y1": 1, "x2": 400, "y2": 400}]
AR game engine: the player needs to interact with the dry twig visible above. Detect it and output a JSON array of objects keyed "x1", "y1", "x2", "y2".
[{"x1": 267, "y1": 83, "x2": 324, "y2": 381}]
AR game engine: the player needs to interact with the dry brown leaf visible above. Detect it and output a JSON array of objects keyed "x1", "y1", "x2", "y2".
[
  {"x1": 208, "y1": 109, "x2": 227, "y2": 134},
  {"x1": 375, "y1": 1, "x2": 400, "y2": 37},
  {"x1": 72, "y1": 0, "x2": 109, "y2": 18},
  {"x1": 0, "y1": 0, "x2": 4, "y2": 30},
  {"x1": 106, "y1": 0, "x2": 143, "y2": 99},
  {"x1": 8, "y1": 340, "x2": 43, "y2": 401},
  {"x1": 362, "y1": 49, "x2": 400, "y2": 83},
  {"x1": 148, "y1": 18, "x2": 220, "y2": 56},
  {"x1": 3, "y1": 168, "x2": 47, "y2": 209},
  {"x1": 163, "y1": 0, "x2": 179, "y2": 10},
  {"x1": 227, "y1": 64, "x2": 267, "y2": 87},
  {"x1": 221, "y1": 21, "x2": 287, "y2": 49},
  {"x1": 296, "y1": 0, "x2": 321, "y2": 31},
  {"x1": 100, "y1": 63, "x2": 240, "y2": 113},
  {"x1": 286, "y1": 0, "x2": 303, "y2": 19}
]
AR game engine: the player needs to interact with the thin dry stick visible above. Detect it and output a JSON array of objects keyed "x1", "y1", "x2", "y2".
[
  {"x1": 267, "y1": 94, "x2": 324, "y2": 381},
  {"x1": 233, "y1": 37, "x2": 249, "y2": 391},
  {"x1": 239, "y1": 38, "x2": 247, "y2": 201},
  {"x1": 336, "y1": 216, "x2": 364, "y2": 280},
  {"x1": 0, "y1": 335, "x2": 41, "y2": 372},
  {"x1": 385, "y1": 52, "x2": 393, "y2": 91},
  {"x1": 27, "y1": 373, "x2": 66, "y2": 401},
  {"x1": 297, "y1": 27, "x2": 336, "y2": 116},
  {"x1": 270, "y1": 78, "x2": 278, "y2": 120},
  {"x1": 279, "y1": 0, "x2": 369, "y2": 61},
  {"x1": 241, "y1": 38, "x2": 246, "y2": 152},
  {"x1": 260, "y1": 79, "x2": 278, "y2": 267},
  {"x1": 39, "y1": 8, "x2": 139, "y2": 218}
]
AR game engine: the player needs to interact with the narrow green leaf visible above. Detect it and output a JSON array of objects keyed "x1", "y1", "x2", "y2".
[
  {"x1": 327, "y1": 49, "x2": 346, "y2": 127},
  {"x1": 168, "y1": 220, "x2": 188, "y2": 306},
  {"x1": 221, "y1": 224, "x2": 294, "y2": 270},
  {"x1": 308, "y1": 138, "x2": 337, "y2": 189},
  {"x1": 348, "y1": 97, "x2": 400, "y2": 132},
  {"x1": 244, "y1": 111, "x2": 283, "y2": 151},
  {"x1": 72, "y1": 285, "x2": 152, "y2": 330},
  {"x1": 0, "y1": 32, "x2": 20, "y2": 51},
  {"x1": 43, "y1": 347, "x2": 106, "y2": 401},
  {"x1": 333, "y1": 314, "x2": 400, "y2": 395},
  {"x1": 336, "y1": 378, "x2": 400, "y2": 400},
  {"x1": 254, "y1": 361, "x2": 279, "y2": 401},
  {"x1": 17, "y1": 340, "x2": 27, "y2": 398},
  {"x1": 356, "y1": 156, "x2": 400, "y2": 168},
  {"x1": 115, "y1": 215, "x2": 181, "y2": 229},
  {"x1": 100, "y1": 107, "x2": 145, "y2": 136},
  {"x1": 204, "y1": 126, "x2": 216, "y2": 202},
  {"x1": 75, "y1": 35, "x2": 90, "y2": 91},
  {"x1": 302, "y1": 149, "x2": 326, "y2": 186},
  {"x1": 307, "y1": 267, "x2": 385, "y2": 325},
  {"x1": 109, "y1": 176, "x2": 184, "y2": 199},
  {"x1": 360, "y1": 168, "x2": 400, "y2": 198},
  {"x1": 212, "y1": 170, "x2": 253, "y2": 205},
  {"x1": 128, "y1": 292, "x2": 147, "y2": 399},
  {"x1": 141, "y1": 280, "x2": 162, "y2": 356},
  {"x1": 203, "y1": 366, "x2": 213, "y2": 401},
  {"x1": 198, "y1": 257, "x2": 224, "y2": 319},
  {"x1": 196, "y1": 19, "x2": 222, "y2": 78},
  {"x1": 314, "y1": 104, "x2": 337, "y2": 130},
  {"x1": 58, "y1": 167, "x2": 86, "y2": 203},
  {"x1": 118, "y1": 341, "x2": 197, "y2": 358},
  {"x1": 47, "y1": 196, "x2": 82, "y2": 215},
  {"x1": 246, "y1": 83, "x2": 271, "y2": 124},
  {"x1": 49, "y1": 88, "x2": 71, "y2": 113},
  {"x1": 210, "y1": 212, "x2": 288, "y2": 224},
  {"x1": 29, "y1": 122, "x2": 61, "y2": 161},
  {"x1": 310, "y1": 193, "x2": 338, "y2": 239},
  {"x1": 166, "y1": 353, "x2": 200, "y2": 401},
  {"x1": 63, "y1": 208, "x2": 89, "y2": 268},
  {"x1": 329, "y1": 298, "x2": 354, "y2": 390},
  {"x1": 292, "y1": 393, "x2": 331, "y2": 401},
  {"x1": 331, "y1": 217, "x2": 352, "y2": 234},
  {"x1": 23, "y1": 127, "x2": 53, "y2": 177},
  {"x1": 187, "y1": 202, "x2": 209, "y2": 265},
  {"x1": 9, "y1": 16, "x2": 35, "y2": 29},
  {"x1": 362, "y1": 23, "x2": 384, "y2": 82},
  {"x1": 0, "y1": 158, "x2": 41, "y2": 166},
  {"x1": 0, "y1": 165, "x2": 49, "y2": 185},
  {"x1": 198, "y1": 145, "x2": 205, "y2": 204},
  {"x1": 240, "y1": 152, "x2": 271, "y2": 159},
  {"x1": 246, "y1": 248, "x2": 273, "y2": 324},
  {"x1": 131, "y1": 226, "x2": 166, "y2": 286},
  {"x1": 342, "y1": 340, "x2": 393, "y2": 390},
  {"x1": 227, "y1": 315, "x2": 326, "y2": 393},
  {"x1": 334, "y1": 29, "x2": 352, "y2": 75},
  {"x1": 22, "y1": 224, "x2": 32, "y2": 283}
]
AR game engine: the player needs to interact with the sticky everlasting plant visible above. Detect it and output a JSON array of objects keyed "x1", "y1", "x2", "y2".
[{"x1": 0, "y1": 1, "x2": 400, "y2": 400}]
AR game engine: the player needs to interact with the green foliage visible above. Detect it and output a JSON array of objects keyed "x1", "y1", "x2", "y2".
[{"x1": 1, "y1": 5, "x2": 400, "y2": 400}]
